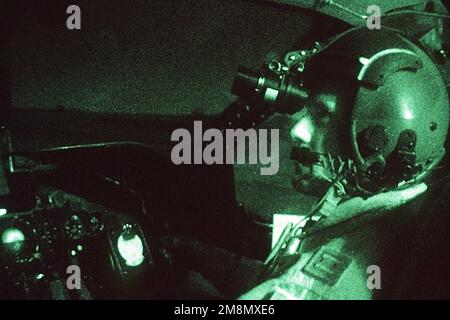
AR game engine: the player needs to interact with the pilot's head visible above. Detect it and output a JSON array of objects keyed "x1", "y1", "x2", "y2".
[{"x1": 289, "y1": 28, "x2": 449, "y2": 198}]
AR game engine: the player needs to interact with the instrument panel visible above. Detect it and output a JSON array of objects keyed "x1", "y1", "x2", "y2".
[{"x1": 0, "y1": 186, "x2": 154, "y2": 299}]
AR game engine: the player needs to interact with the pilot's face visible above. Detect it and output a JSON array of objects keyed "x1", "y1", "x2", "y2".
[{"x1": 289, "y1": 82, "x2": 353, "y2": 197}]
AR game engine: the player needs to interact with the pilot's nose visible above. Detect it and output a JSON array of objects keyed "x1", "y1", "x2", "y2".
[{"x1": 290, "y1": 112, "x2": 315, "y2": 145}]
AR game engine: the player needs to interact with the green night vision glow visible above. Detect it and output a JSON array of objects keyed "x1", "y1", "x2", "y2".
[
  {"x1": 401, "y1": 100, "x2": 414, "y2": 120},
  {"x1": 1, "y1": 228, "x2": 26, "y2": 253},
  {"x1": 291, "y1": 117, "x2": 315, "y2": 144},
  {"x1": 117, "y1": 233, "x2": 145, "y2": 267}
]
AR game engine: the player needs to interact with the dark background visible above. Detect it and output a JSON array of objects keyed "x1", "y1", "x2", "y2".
[
  {"x1": 1, "y1": 0, "x2": 449, "y2": 299},
  {"x1": 10, "y1": 0, "x2": 312, "y2": 115},
  {"x1": 2, "y1": 0, "x2": 322, "y2": 216}
]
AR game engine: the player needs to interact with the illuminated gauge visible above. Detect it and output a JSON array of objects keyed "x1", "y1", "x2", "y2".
[
  {"x1": 2, "y1": 227, "x2": 26, "y2": 253},
  {"x1": 0, "y1": 218, "x2": 38, "y2": 263},
  {"x1": 64, "y1": 214, "x2": 86, "y2": 240},
  {"x1": 117, "y1": 224, "x2": 144, "y2": 267},
  {"x1": 88, "y1": 215, "x2": 103, "y2": 233},
  {"x1": 0, "y1": 208, "x2": 7, "y2": 216},
  {"x1": 107, "y1": 223, "x2": 152, "y2": 276}
]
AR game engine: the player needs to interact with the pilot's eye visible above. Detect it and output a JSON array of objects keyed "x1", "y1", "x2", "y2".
[
  {"x1": 309, "y1": 93, "x2": 336, "y2": 122},
  {"x1": 310, "y1": 107, "x2": 331, "y2": 124}
]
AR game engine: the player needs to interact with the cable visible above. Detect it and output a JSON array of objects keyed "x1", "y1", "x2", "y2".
[{"x1": 384, "y1": 9, "x2": 450, "y2": 19}]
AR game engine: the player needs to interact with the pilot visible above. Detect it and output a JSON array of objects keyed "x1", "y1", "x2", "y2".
[
  {"x1": 237, "y1": 25, "x2": 450, "y2": 300},
  {"x1": 166, "y1": 1, "x2": 450, "y2": 300}
]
